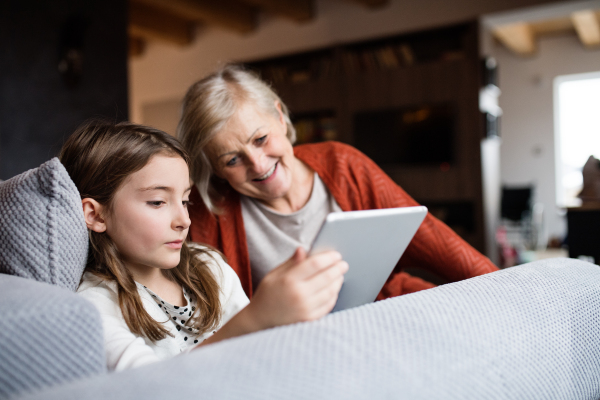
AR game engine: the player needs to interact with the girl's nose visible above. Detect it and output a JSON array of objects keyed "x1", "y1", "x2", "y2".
[{"x1": 173, "y1": 204, "x2": 191, "y2": 231}]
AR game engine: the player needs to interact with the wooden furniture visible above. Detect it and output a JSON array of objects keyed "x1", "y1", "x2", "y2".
[
  {"x1": 245, "y1": 21, "x2": 498, "y2": 257},
  {"x1": 567, "y1": 203, "x2": 600, "y2": 264}
]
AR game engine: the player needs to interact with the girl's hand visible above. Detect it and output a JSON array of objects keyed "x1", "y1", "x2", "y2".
[
  {"x1": 246, "y1": 247, "x2": 349, "y2": 329},
  {"x1": 197, "y1": 248, "x2": 347, "y2": 348}
]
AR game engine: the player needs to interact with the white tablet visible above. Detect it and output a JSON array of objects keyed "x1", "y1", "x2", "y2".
[{"x1": 309, "y1": 206, "x2": 427, "y2": 312}]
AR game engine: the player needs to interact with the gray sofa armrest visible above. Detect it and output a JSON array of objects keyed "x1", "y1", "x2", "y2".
[
  {"x1": 0, "y1": 274, "x2": 105, "y2": 400},
  {"x1": 16, "y1": 258, "x2": 600, "y2": 400}
]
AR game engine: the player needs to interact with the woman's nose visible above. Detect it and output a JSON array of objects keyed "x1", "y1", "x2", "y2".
[{"x1": 247, "y1": 150, "x2": 268, "y2": 172}]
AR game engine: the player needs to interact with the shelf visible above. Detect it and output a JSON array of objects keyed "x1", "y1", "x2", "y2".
[
  {"x1": 292, "y1": 110, "x2": 337, "y2": 145},
  {"x1": 247, "y1": 23, "x2": 474, "y2": 86}
]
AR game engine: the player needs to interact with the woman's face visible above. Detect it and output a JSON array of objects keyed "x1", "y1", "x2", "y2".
[{"x1": 206, "y1": 100, "x2": 297, "y2": 206}]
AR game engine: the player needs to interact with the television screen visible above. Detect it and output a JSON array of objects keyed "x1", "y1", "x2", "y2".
[{"x1": 353, "y1": 103, "x2": 456, "y2": 166}]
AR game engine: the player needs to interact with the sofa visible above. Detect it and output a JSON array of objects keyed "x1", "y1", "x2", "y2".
[{"x1": 1, "y1": 158, "x2": 599, "y2": 400}]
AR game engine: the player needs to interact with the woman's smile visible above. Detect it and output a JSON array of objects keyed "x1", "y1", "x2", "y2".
[{"x1": 253, "y1": 162, "x2": 278, "y2": 182}]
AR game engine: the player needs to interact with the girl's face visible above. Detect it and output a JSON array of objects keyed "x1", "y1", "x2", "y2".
[
  {"x1": 104, "y1": 154, "x2": 192, "y2": 278},
  {"x1": 206, "y1": 100, "x2": 297, "y2": 208}
]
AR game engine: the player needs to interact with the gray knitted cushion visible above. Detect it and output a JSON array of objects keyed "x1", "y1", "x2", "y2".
[{"x1": 0, "y1": 158, "x2": 88, "y2": 291}]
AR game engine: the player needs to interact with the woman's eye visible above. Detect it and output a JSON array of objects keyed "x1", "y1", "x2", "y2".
[
  {"x1": 255, "y1": 135, "x2": 267, "y2": 145},
  {"x1": 147, "y1": 201, "x2": 164, "y2": 207},
  {"x1": 182, "y1": 200, "x2": 192, "y2": 208},
  {"x1": 226, "y1": 156, "x2": 238, "y2": 166}
]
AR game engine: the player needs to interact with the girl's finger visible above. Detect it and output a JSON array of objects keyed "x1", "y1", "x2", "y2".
[
  {"x1": 287, "y1": 251, "x2": 343, "y2": 280},
  {"x1": 301, "y1": 260, "x2": 348, "y2": 296},
  {"x1": 274, "y1": 247, "x2": 308, "y2": 274},
  {"x1": 301, "y1": 272, "x2": 345, "y2": 318},
  {"x1": 305, "y1": 276, "x2": 345, "y2": 319}
]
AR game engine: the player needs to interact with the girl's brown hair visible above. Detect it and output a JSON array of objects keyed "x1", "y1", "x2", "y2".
[{"x1": 60, "y1": 120, "x2": 222, "y2": 342}]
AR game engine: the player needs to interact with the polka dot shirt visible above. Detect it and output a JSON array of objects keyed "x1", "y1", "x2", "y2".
[{"x1": 142, "y1": 286, "x2": 207, "y2": 347}]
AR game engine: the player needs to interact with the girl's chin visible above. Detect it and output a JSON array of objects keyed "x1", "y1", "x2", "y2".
[
  {"x1": 159, "y1": 264, "x2": 180, "y2": 271},
  {"x1": 161, "y1": 257, "x2": 182, "y2": 270}
]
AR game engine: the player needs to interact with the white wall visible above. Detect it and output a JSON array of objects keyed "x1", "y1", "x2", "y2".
[
  {"x1": 129, "y1": 0, "x2": 556, "y2": 124},
  {"x1": 489, "y1": 34, "x2": 600, "y2": 240}
]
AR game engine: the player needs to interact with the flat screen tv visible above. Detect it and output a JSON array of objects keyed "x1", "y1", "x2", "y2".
[{"x1": 353, "y1": 103, "x2": 456, "y2": 166}]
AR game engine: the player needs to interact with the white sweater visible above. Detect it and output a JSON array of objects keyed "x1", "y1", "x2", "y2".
[{"x1": 77, "y1": 247, "x2": 249, "y2": 371}]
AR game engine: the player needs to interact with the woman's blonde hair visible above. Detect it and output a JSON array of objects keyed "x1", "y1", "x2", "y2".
[
  {"x1": 178, "y1": 64, "x2": 295, "y2": 213},
  {"x1": 60, "y1": 120, "x2": 222, "y2": 342}
]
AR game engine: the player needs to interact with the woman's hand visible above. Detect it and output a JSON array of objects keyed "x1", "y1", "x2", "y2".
[
  {"x1": 247, "y1": 248, "x2": 349, "y2": 329},
  {"x1": 197, "y1": 248, "x2": 347, "y2": 348}
]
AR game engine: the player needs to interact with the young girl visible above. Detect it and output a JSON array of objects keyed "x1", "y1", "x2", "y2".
[{"x1": 60, "y1": 120, "x2": 347, "y2": 371}]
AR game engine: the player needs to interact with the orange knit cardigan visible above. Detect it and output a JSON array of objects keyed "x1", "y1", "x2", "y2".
[{"x1": 188, "y1": 141, "x2": 498, "y2": 299}]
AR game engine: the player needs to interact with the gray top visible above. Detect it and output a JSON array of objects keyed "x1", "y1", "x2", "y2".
[{"x1": 241, "y1": 173, "x2": 341, "y2": 288}]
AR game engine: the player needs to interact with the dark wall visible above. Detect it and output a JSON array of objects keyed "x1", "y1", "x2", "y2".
[{"x1": 0, "y1": 0, "x2": 128, "y2": 180}]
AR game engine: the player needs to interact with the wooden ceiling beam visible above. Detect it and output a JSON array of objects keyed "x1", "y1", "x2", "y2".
[
  {"x1": 530, "y1": 16, "x2": 573, "y2": 36},
  {"x1": 129, "y1": 2, "x2": 195, "y2": 46},
  {"x1": 571, "y1": 10, "x2": 600, "y2": 48},
  {"x1": 345, "y1": 0, "x2": 389, "y2": 9},
  {"x1": 129, "y1": 37, "x2": 147, "y2": 57},
  {"x1": 132, "y1": 0, "x2": 257, "y2": 33},
  {"x1": 493, "y1": 22, "x2": 536, "y2": 56},
  {"x1": 239, "y1": 0, "x2": 313, "y2": 22}
]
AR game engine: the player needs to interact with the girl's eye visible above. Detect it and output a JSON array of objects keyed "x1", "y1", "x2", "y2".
[
  {"x1": 255, "y1": 135, "x2": 267, "y2": 145},
  {"x1": 226, "y1": 156, "x2": 238, "y2": 167},
  {"x1": 147, "y1": 201, "x2": 164, "y2": 207},
  {"x1": 182, "y1": 200, "x2": 192, "y2": 208}
]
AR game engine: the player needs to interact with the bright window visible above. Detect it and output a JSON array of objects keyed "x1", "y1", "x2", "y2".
[{"x1": 554, "y1": 72, "x2": 600, "y2": 208}]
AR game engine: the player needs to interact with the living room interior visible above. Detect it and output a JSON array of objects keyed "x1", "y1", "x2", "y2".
[
  {"x1": 1, "y1": 0, "x2": 599, "y2": 266},
  {"x1": 129, "y1": 0, "x2": 600, "y2": 267},
  {"x1": 2, "y1": 1, "x2": 600, "y2": 398}
]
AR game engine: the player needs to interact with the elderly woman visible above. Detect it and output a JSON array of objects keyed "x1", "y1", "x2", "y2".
[{"x1": 178, "y1": 65, "x2": 497, "y2": 299}]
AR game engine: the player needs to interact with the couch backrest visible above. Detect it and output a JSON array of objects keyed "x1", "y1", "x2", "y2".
[
  {"x1": 0, "y1": 273, "x2": 106, "y2": 399},
  {"x1": 15, "y1": 258, "x2": 600, "y2": 400}
]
